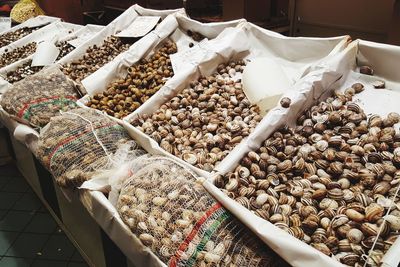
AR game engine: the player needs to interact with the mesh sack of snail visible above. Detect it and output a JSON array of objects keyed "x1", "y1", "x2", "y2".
[
  {"x1": 61, "y1": 35, "x2": 133, "y2": 82},
  {"x1": 4, "y1": 41, "x2": 76, "y2": 84},
  {"x1": 35, "y1": 108, "x2": 143, "y2": 188},
  {"x1": 0, "y1": 67, "x2": 79, "y2": 128},
  {"x1": 214, "y1": 82, "x2": 400, "y2": 266},
  {"x1": 86, "y1": 40, "x2": 178, "y2": 119},
  {"x1": 117, "y1": 156, "x2": 289, "y2": 267},
  {"x1": 130, "y1": 60, "x2": 263, "y2": 172}
]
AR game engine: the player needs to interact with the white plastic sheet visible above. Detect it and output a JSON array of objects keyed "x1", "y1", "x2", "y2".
[
  {"x1": 0, "y1": 15, "x2": 59, "y2": 35},
  {"x1": 80, "y1": 13, "x2": 245, "y2": 95},
  {"x1": 120, "y1": 26, "x2": 251, "y2": 180},
  {"x1": 0, "y1": 21, "x2": 82, "y2": 55},
  {"x1": 119, "y1": 23, "x2": 348, "y2": 180},
  {"x1": 56, "y1": 4, "x2": 185, "y2": 69},
  {"x1": 204, "y1": 40, "x2": 400, "y2": 267},
  {"x1": 0, "y1": 24, "x2": 103, "y2": 148},
  {"x1": 0, "y1": 17, "x2": 11, "y2": 33},
  {"x1": 0, "y1": 24, "x2": 104, "y2": 93},
  {"x1": 0, "y1": 21, "x2": 82, "y2": 93}
]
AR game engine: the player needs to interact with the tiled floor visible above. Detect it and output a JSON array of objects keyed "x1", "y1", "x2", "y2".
[{"x1": 0, "y1": 164, "x2": 89, "y2": 267}]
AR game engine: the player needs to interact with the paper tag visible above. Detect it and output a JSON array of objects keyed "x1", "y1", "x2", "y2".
[
  {"x1": 170, "y1": 39, "x2": 209, "y2": 74},
  {"x1": 116, "y1": 16, "x2": 160, "y2": 38},
  {"x1": 0, "y1": 17, "x2": 11, "y2": 33},
  {"x1": 242, "y1": 57, "x2": 291, "y2": 105},
  {"x1": 31, "y1": 41, "x2": 60, "y2": 67}
]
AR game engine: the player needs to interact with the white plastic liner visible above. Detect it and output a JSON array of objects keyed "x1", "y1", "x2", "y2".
[
  {"x1": 0, "y1": 21, "x2": 82, "y2": 94},
  {"x1": 56, "y1": 5, "x2": 186, "y2": 69},
  {"x1": 203, "y1": 40, "x2": 400, "y2": 267},
  {"x1": 0, "y1": 21, "x2": 82, "y2": 55},
  {"x1": 1, "y1": 15, "x2": 399, "y2": 267},
  {"x1": 119, "y1": 24, "x2": 349, "y2": 180},
  {"x1": 0, "y1": 24, "x2": 104, "y2": 93},
  {"x1": 0, "y1": 15, "x2": 60, "y2": 36},
  {"x1": 80, "y1": 13, "x2": 245, "y2": 95}
]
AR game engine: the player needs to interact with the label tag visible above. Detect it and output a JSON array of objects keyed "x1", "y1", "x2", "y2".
[
  {"x1": 0, "y1": 17, "x2": 11, "y2": 33},
  {"x1": 31, "y1": 41, "x2": 60, "y2": 67},
  {"x1": 116, "y1": 16, "x2": 160, "y2": 38}
]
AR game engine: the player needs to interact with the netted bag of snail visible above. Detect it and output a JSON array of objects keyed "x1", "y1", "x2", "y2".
[
  {"x1": 35, "y1": 108, "x2": 137, "y2": 188},
  {"x1": 0, "y1": 67, "x2": 79, "y2": 128},
  {"x1": 117, "y1": 157, "x2": 288, "y2": 267}
]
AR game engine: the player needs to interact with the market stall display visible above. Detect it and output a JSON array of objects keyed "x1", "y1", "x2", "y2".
[
  {"x1": 130, "y1": 60, "x2": 262, "y2": 172},
  {"x1": 213, "y1": 84, "x2": 400, "y2": 266},
  {"x1": 117, "y1": 156, "x2": 288, "y2": 266},
  {"x1": 58, "y1": 5, "x2": 185, "y2": 86},
  {"x1": 0, "y1": 15, "x2": 59, "y2": 36},
  {"x1": 0, "y1": 22, "x2": 82, "y2": 95},
  {"x1": 3, "y1": 41, "x2": 73, "y2": 83},
  {"x1": 79, "y1": 14, "x2": 246, "y2": 97},
  {"x1": 78, "y1": 15, "x2": 248, "y2": 125},
  {"x1": 0, "y1": 5, "x2": 399, "y2": 267},
  {"x1": 3, "y1": 59, "x2": 42, "y2": 83},
  {"x1": 0, "y1": 15, "x2": 59, "y2": 48},
  {"x1": 0, "y1": 42, "x2": 37, "y2": 68},
  {"x1": 0, "y1": 67, "x2": 79, "y2": 127},
  {"x1": 0, "y1": 25, "x2": 43, "y2": 48},
  {"x1": 61, "y1": 36, "x2": 133, "y2": 82},
  {"x1": 0, "y1": 21, "x2": 82, "y2": 55},
  {"x1": 34, "y1": 108, "x2": 144, "y2": 188},
  {"x1": 85, "y1": 40, "x2": 177, "y2": 119},
  {"x1": 0, "y1": 24, "x2": 104, "y2": 86}
]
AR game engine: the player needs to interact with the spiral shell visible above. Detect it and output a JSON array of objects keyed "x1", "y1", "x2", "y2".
[
  {"x1": 347, "y1": 229, "x2": 364, "y2": 244},
  {"x1": 139, "y1": 233, "x2": 154, "y2": 246},
  {"x1": 319, "y1": 198, "x2": 339, "y2": 210},
  {"x1": 345, "y1": 209, "x2": 365, "y2": 222},
  {"x1": 365, "y1": 204, "x2": 384, "y2": 222},
  {"x1": 311, "y1": 243, "x2": 331, "y2": 255},
  {"x1": 384, "y1": 215, "x2": 400, "y2": 231}
]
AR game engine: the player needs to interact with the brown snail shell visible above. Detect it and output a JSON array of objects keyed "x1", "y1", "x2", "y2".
[
  {"x1": 311, "y1": 243, "x2": 331, "y2": 256},
  {"x1": 365, "y1": 204, "x2": 384, "y2": 222},
  {"x1": 347, "y1": 229, "x2": 364, "y2": 244}
]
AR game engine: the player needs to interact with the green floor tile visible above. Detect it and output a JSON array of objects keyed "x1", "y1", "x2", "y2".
[
  {"x1": 54, "y1": 228, "x2": 65, "y2": 235},
  {"x1": 0, "y1": 256, "x2": 32, "y2": 267},
  {"x1": 68, "y1": 262, "x2": 89, "y2": 267},
  {"x1": 12, "y1": 192, "x2": 42, "y2": 211},
  {"x1": 5, "y1": 233, "x2": 48, "y2": 258},
  {"x1": 0, "y1": 211, "x2": 34, "y2": 232},
  {"x1": 1, "y1": 178, "x2": 29, "y2": 193},
  {"x1": 24, "y1": 213, "x2": 57, "y2": 234},
  {"x1": 0, "y1": 211, "x2": 7, "y2": 221},
  {"x1": 41, "y1": 235, "x2": 75, "y2": 261},
  {"x1": 0, "y1": 192, "x2": 23, "y2": 210},
  {"x1": 0, "y1": 231, "x2": 18, "y2": 255},
  {"x1": 0, "y1": 177, "x2": 12, "y2": 190},
  {"x1": 0, "y1": 165, "x2": 20, "y2": 177},
  {"x1": 70, "y1": 250, "x2": 85, "y2": 262},
  {"x1": 31, "y1": 259, "x2": 68, "y2": 267}
]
